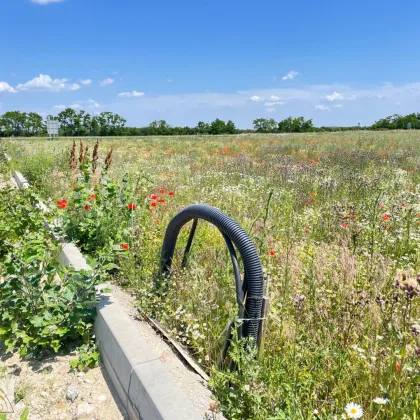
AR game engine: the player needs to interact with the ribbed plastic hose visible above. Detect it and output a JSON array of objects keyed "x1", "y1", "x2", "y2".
[{"x1": 160, "y1": 204, "x2": 264, "y2": 341}]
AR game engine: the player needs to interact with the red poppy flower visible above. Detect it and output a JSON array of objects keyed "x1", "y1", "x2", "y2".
[
  {"x1": 382, "y1": 214, "x2": 391, "y2": 221},
  {"x1": 305, "y1": 199, "x2": 312, "y2": 205},
  {"x1": 270, "y1": 250, "x2": 275, "y2": 256},
  {"x1": 56, "y1": 200, "x2": 67, "y2": 209},
  {"x1": 158, "y1": 199, "x2": 165, "y2": 203},
  {"x1": 396, "y1": 362, "x2": 401, "y2": 372},
  {"x1": 341, "y1": 223, "x2": 349, "y2": 228},
  {"x1": 128, "y1": 203, "x2": 137, "y2": 210},
  {"x1": 168, "y1": 192, "x2": 174, "y2": 196},
  {"x1": 160, "y1": 189, "x2": 165, "y2": 194},
  {"x1": 401, "y1": 203, "x2": 406, "y2": 207},
  {"x1": 87, "y1": 194, "x2": 96, "y2": 201},
  {"x1": 121, "y1": 243, "x2": 129, "y2": 250},
  {"x1": 150, "y1": 202, "x2": 157, "y2": 207},
  {"x1": 150, "y1": 195, "x2": 158, "y2": 200},
  {"x1": 84, "y1": 205, "x2": 89, "y2": 211}
]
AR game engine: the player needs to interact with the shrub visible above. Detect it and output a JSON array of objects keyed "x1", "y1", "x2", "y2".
[{"x1": 0, "y1": 186, "x2": 99, "y2": 367}]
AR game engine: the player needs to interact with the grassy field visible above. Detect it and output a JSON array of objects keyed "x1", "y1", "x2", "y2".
[{"x1": 3, "y1": 131, "x2": 420, "y2": 419}]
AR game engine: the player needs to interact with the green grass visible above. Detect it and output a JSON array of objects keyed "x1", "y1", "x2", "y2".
[{"x1": 4, "y1": 131, "x2": 420, "y2": 419}]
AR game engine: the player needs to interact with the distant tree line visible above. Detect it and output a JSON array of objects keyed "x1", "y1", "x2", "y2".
[
  {"x1": 370, "y1": 113, "x2": 420, "y2": 130},
  {"x1": 0, "y1": 109, "x2": 127, "y2": 137},
  {"x1": 0, "y1": 109, "x2": 239, "y2": 137},
  {"x1": 0, "y1": 108, "x2": 418, "y2": 137}
]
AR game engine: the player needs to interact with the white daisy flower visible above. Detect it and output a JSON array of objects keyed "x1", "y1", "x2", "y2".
[
  {"x1": 345, "y1": 402, "x2": 363, "y2": 419},
  {"x1": 373, "y1": 397, "x2": 389, "y2": 405}
]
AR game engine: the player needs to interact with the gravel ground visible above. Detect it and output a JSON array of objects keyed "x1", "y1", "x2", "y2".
[{"x1": 0, "y1": 350, "x2": 128, "y2": 420}]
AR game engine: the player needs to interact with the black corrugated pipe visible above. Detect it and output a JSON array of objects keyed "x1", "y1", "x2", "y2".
[{"x1": 160, "y1": 204, "x2": 264, "y2": 342}]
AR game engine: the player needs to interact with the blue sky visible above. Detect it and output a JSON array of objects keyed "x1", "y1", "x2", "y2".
[{"x1": 1, "y1": 0, "x2": 420, "y2": 128}]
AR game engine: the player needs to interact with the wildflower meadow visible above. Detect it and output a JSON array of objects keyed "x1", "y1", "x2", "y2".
[{"x1": 3, "y1": 130, "x2": 420, "y2": 419}]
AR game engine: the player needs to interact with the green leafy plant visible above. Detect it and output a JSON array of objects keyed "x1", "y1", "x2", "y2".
[
  {"x1": 70, "y1": 340, "x2": 100, "y2": 371},
  {"x1": 209, "y1": 336, "x2": 270, "y2": 420},
  {"x1": 0, "y1": 187, "x2": 99, "y2": 360}
]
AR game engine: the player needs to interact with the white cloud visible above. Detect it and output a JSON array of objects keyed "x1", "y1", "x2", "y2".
[
  {"x1": 87, "y1": 99, "x2": 100, "y2": 109},
  {"x1": 80, "y1": 79, "x2": 92, "y2": 85},
  {"x1": 100, "y1": 78, "x2": 115, "y2": 87},
  {"x1": 333, "y1": 104, "x2": 343, "y2": 108},
  {"x1": 250, "y1": 95, "x2": 262, "y2": 102},
  {"x1": 37, "y1": 81, "x2": 420, "y2": 128},
  {"x1": 326, "y1": 91, "x2": 344, "y2": 102},
  {"x1": 30, "y1": 0, "x2": 65, "y2": 4},
  {"x1": 282, "y1": 71, "x2": 299, "y2": 81},
  {"x1": 396, "y1": 101, "x2": 401, "y2": 105},
  {"x1": 315, "y1": 105, "x2": 330, "y2": 111},
  {"x1": 326, "y1": 91, "x2": 356, "y2": 101},
  {"x1": 16, "y1": 74, "x2": 80, "y2": 92},
  {"x1": 377, "y1": 94, "x2": 384, "y2": 99},
  {"x1": 167, "y1": 79, "x2": 173, "y2": 83},
  {"x1": 270, "y1": 95, "x2": 280, "y2": 101},
  {"x1": 0, "y1": 81, "x2": 17, "y2": 93},
  {"x1": 54, "y1": 104, "x2": 81, "y2": 110},
  {"x1": 264, "y1": 101, "x2": 286, "y2": 107},
  {"x1": 266, "y1": 107, "x2": 276, "y2": 113},
  {"x1": 118, "y1": 91, "x2": 145, "y2": 98},
  {"x1": 53, "y1": 101, "x2": 98, "y2": 111}
]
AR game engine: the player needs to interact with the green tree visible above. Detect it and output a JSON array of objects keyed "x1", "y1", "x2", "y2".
[
  {"x1": 209, "y1": 118, "x2": 227, "y2": 135},
  {"x1": 149, "y1": 120, "x2": 171, "y2": 135},
  {"x1": 0, "y1": 111, "x2": 28, "y2": 136},
  {"x1": 278, "y1": 116, "x2": 313, "y2": 133},
  {"x1": 57, "y1": 108, "x2": 78, "y2": 136},
  {"x1": 78, "y1": 110, "x2": 92, "y2": 136},
  {"x1": 226, "y1": 120, "x2": 237, "y2": 134},
  {"x1": 253, "y1": 118, "x2": 277, "y2": 133},
  {"x1": 27, "y1": 112, "x2": 44, "y2": 136},
  {"x1": 196, "y1": 121, "x2": 210, "y2": 134}
]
